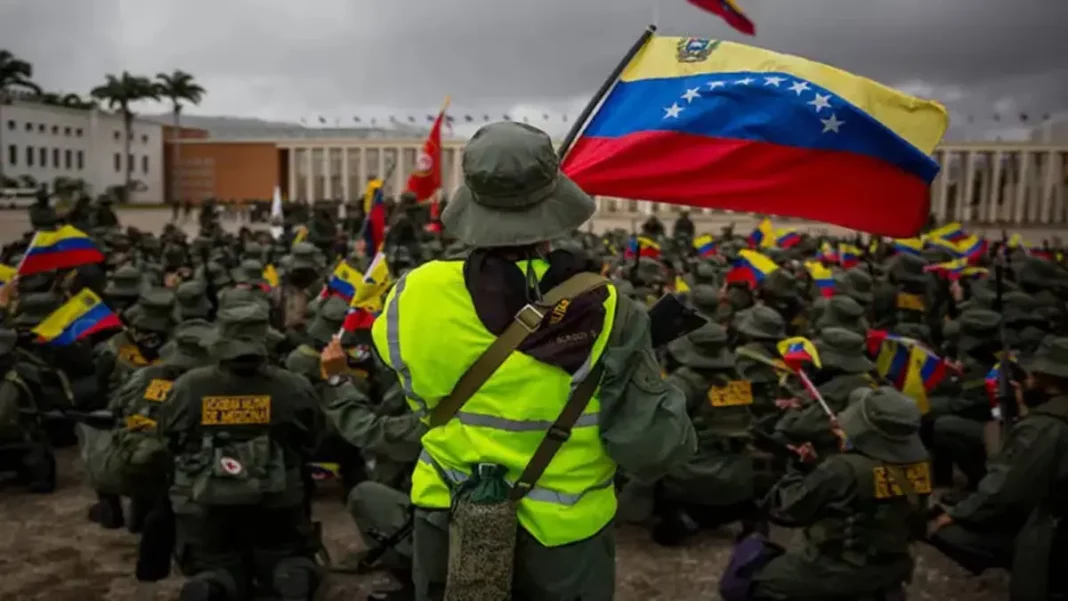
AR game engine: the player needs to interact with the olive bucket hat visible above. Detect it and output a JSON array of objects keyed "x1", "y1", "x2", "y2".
[
  {"x1": 175, "y1": 279, "x2": 213, "y2": 321},
  {"x1": 160, "y1": 318, "x2": 215, "y2": 370},
  {"x1": 306, "y1": 296, "x2": 349, "y2": 346},
  {"x1": 104, "y1": 264, "x2": 144, "y2": 300},
  {"x1": 441, "y1": 122, "x2": 596, "y2": 247},
  {"x1": 834, "y1": 268, "x2": 875, "y2": 306},
  {"x1": 210, "y1": 302, "x2": 271, "y2": 360},
  {"x1": 1022, "y1": 336, "x2": 1068, "y2": 379},
  {"x1": 815, "y1": 327, "x2": 875, "y2": 373},
  {"x1": 815, "y1": 296, "x2": 869, "y2": 336},
  {"x1": 839, "y1": 386, "x2": 927, "y2": 464},
  {"x1": 13, "y1": 292, "x2": 62, "y2": 329},
  {"x1": 667, "y1": 323, "x2": 735, "y2": 370},
  {"x1": 957, "y1": 309, "x2": 1001, "y2": 354},
  {"x1": 733, "y1": 306, "x2": 786, "y2": 342},
  {"x1": 130, "y1": 288, "x2": 176, "y2": 333}
]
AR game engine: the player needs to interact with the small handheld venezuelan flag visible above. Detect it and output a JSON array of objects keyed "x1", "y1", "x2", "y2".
[
  {"x1": 625, "y1": 236, "x2": 661, "y2": 259},
  {"x1": 924, "y1": 258, "x2": 988, "y2": 281},
  {"x1": 838, "y1": 244, "x2": 862, "y2": 269},
  {"x1": 18, "y1": 225, "x2": 104, "y2": 275},
  {"x1": 693, "y1": 234, "x2": 717, "y2": 258},
  {"x1": 804, "y1": 261, "x2": 835, "y2": 298},
  {"x1": 726, "y1": 249, "x2": 778, "y2": 289},
  {"x1": 324, "y1": 262, "x2": 362, "y2": 302},
  {"x1": 0, "y1": 264, "x2": 16, "y2": 287},
  {"x1": 342, "y1": 252, "x2": 393, "y2": 332},
  {"x1": 775, "y1": 228, "x2": 802, "y2": 249},
  {"x1": 32, "y1": 289, "x2": 122, "y2": 346},
  {"x1": 777, "y1": 337, "x2": 822, "y2": 371},
  {"x1": 747, "y1": 218, "x2": 775, "y2": 249},
  {"x1": 687, "y1": 0, "x2": 756, "y2": 36}
]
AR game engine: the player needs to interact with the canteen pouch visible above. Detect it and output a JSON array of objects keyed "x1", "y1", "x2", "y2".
[
  {"x1": 444, "y1": 463, "x2": 517, "y2": 601},
  {"x1": 185, "y1": 433, "x2": 287, "y2": 506},
  {"x1": 719, "y1": 532, "x2": 784, "y2": 601}
]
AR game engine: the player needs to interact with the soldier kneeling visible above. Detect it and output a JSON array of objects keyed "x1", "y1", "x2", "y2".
[{"x1": 158, "y1": 302, "x2": 327, "y2": 601}]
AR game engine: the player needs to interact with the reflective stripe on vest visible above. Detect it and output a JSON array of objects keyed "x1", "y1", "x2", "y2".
[{"x1": 372, "y1": 259, "x2": 619, "y2": 547}]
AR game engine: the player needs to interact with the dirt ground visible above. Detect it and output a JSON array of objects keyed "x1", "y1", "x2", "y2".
[{"x1": 0, "y1": 449, "x2": 1010, "y2": 601}]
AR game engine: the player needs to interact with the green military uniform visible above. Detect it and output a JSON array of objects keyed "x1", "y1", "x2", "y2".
[
  {"x1": 0, "y1": 328, "x2": 56, "y2": 492},
  {"x1": 930, "y1": 337, "x2": 1068, "y2": 600},
  {"x1": 775, "y1": 328, "x2": 877, "y2": 452},
  {"x1": 1003, "y1": 290, "x2": 1050, "y2": 355},
  {"x1": 748, "y1": 387, "x2": 929, "y2": 600},
  {"x1": 732, "y1": 306, "x2": 788, "y2": 428},
  {"x1": 624, "y1": 323, "x2": 756, "y2": 546},
  {"x1": 158, "y1": 303, "x2": 326, "y2": 601},
  {"x1": 928, "y1": 309, "x2": 1001, "y2": 490},
  {"x1": 397, "y1": 123, "x2": 696, "y2": 601},
  {"x1": 275, "y1": 243, "x2": 325, "y2": 345}
]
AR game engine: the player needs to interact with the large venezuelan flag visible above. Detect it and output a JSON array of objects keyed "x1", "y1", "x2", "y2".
[
  {"x1": 562, "y1": 37, "x2": 949, "y2": 237},
  {"x1": 32, "y1": 289, "x2": 122, "y2": 346},
  {"x1": 19, "y1": 225, "x2": 105, "y2": 275}
]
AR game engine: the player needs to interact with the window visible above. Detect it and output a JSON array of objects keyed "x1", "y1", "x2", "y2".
[
  {"x1": 25, "y1": 122, "x2": 32, "y2": 132},
  {"x1": 5, "y1": 120, "x2": 13, "y2": 130},
  {"x1": 51, "y1": 125, "x2": 58, "y2": 135},
  {"x1": 127, "y1": 153, "x2": 133, "y2": 172},
  {"x1": 52, "y1": 148, "x2": 59, "y2": 167},
  {"x1": 64, "y1": 127, "x2": 71, "y2": 136},
  {"x1": 39, "y1": 147, "x2": 47, "y2": 166},
  {"x1": 142, "y1": 155, "x2": 149, "y2": 173},
  {"x1": 114, "y1": 131, "x2": 121, "y2": 141},
  {"x1": 37, "y1": 124, "x2": 45, "y2": 133},
  {"x1": 7, "y1": 145, "x2": 16, "y2": 166},
  {"x1": 65, "y1": 149, "x2": 72, "y2": 169},
  {"x1": 76, "y1": 150, "x2": 84, "y2": 170},
  {"x1": 26, "y1": 146, "x2": 34, "y2": 166},
  {"x1": 114, "y1": 153, "x2": 121, "y2": 172},
  {"x1": 76, "y1": 128, "x2": 83, "y2": 137},
  {"x1": 141, "y1": 134, "x2": 148, "y2": 144}
]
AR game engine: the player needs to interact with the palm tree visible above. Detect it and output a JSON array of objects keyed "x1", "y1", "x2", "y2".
[
  {"x1": 90, "y1": 71, "x2": 159, "y2": 203},
  {"x1": 0, "y1": 50, "x2": 42, "y2": 185},
  {"x1": 156, "y1": 70, "x2": 205, "y2": 206}
]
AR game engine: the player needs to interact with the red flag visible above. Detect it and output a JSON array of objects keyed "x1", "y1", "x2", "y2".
[
  {"x1": 407, "y1": 101, "x2": 447, "y2": 202},
  {"x1": 687, "y1": 0, "x2": 756, "y2": 35}
]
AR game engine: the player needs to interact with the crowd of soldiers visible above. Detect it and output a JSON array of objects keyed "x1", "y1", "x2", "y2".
[{"x1": 0, "y1": 130, "x2": 1066, "y2": 601}]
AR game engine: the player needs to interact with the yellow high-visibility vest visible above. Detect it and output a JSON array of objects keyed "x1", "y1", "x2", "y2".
[{"x1": 372, "y1": 259, "x2": 618, "y2": 547}]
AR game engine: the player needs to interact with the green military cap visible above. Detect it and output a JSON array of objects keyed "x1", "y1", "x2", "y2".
[
  {"x1": 105, "y1": 264, "x2": 144, "y2": 299},
  {"x1": 1016, "y1": 256, "x2": 1061, "y2": 289},
  {"x1": 957, "y1": 309, "x2": 1001, "y2": 354},
  {"x1": 840, "y1": 386, "x2": 927, "y2": 464},
  {"x1": 693, "y1": 262, "x2": 720, "y2": 286},
  {"x1": 140, "y1": 235, "x2": 161, "y2": 253},
  {"x1": 232, "y1": 259, "x2": 267, "y2": 286},
  {"x1": 130, "y1": 288, "x2": 176, "y2": 333},
  {"x1": 211, "y1": 302, "x2": 271, "y2": 360},
  {"x1": 1022, "y1": 336, "x2": 1068, "y2": 379},
  {"x1": 290, "y1": 242, "x2": 324, "y2": 271},
  {"x1": 1002, "y1": 291, "x2": 1041, "y2": 324},
  {"x1": 815, "y1": 295, "x2": 868, "y2": 336},
  {"x1": 690, "y1": 284, "x2": 721, "y2": 319},
  {"x1": 667, "y1": 323, "x2": 734, "y2": 370},
  {"x1": 161, "y1": 318, "x2": 215, "y2": 369},
  {"x1": 162, "y1": 243, "x2": 186, "y2": 263},
  {"x1": 887, "y1": 253, "x2": 928, "y2": 283},
  {"x1": 733, "y1": 306, "x2": 785, "y2": 341},
  {"x1": 834, "y1": 268, "x2": 874, "y2": 305},
  {"x1": 760, "y1": 269, "x2": 800, "y2": 301},
  {"x1": 13, "y1": 292, "x2": 62, "y2": 328},
  {"x1": 894, "y1": 322, "x2": 932, "y2": 343},
  {"x1": 202, "y1": 261, "x2": 233, "y2": 289},
  {"x1": 442, "y1": 122, "x2": 595, "y2": 248},
  {"x1": 243, "y1": 241, "x2": 264, "y2": 259},
  {"x1": 958, "y1": 283, "x2": 996, "y2": 312},
  {"x1": 633, "y1": 257, "x2": 665, "y2": 287},
  {"x1": 217, "y1": 284, "x2": 271, "y2": 314},
  {"x1": 175, "y1": 279, "x2": 212, "y2": 320},
  {"x1": 815, "y1": 327, "x2": 875, "y2": 373},
  {"x1": 307, "y1": 296, "x2": 349, "y2": 345}
]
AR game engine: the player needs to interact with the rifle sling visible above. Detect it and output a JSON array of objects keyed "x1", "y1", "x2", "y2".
[{"x1": 428, "y1": 271, "x2": 609, "y2": 428}]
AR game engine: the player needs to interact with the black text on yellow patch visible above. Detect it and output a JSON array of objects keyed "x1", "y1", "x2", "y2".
[
  {"x1": 119, "y1": 344, "x2": 151, "y2": 366},
  {"x1": 143, "y1": 379, "x2": 174, "y2": 402},
  {"x1": 895, "y1": 293, "x2": 925, "y2": 312},
  {"x1": 873, "y1": 462, "x2": 932, "y2": 499},
  {"x1": 201, "y1": 395, "x2": 271, "y2": 426},
  {"x1": 708, "y1": 380, "x2": 754, "y2": 407}
]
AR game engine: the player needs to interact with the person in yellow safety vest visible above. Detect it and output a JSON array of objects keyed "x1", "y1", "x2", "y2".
[{"x1": 330, "y1": 121, "x2": 697, "y2": 601}]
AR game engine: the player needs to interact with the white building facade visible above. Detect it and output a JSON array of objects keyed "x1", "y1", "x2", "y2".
[{"x1": 0, "y1": 99, "x2": 164, "y2": 203}]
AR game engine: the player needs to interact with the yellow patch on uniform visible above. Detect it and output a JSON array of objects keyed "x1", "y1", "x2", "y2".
[
  {"x1": 549, "y1": 299, "x2": 570, "y2": 325},
  {"x1": 142, "y1": 379, "x2": 174, "y2": 402},
  {"x1": 125, "y1": 414, "x2": 157, "y2": 431},
  {"x1": 895, "y1": 292, "x2": 925, "y2": 312},
  {"x1": 707, "y1": 380, "x2": 754, "y2": 407},
  {"x1": 873, "y1": 462, "x2": 932, "y2": 499},
  {"x1": 118, "y1": 344, "x2": 153, "y2": 366},
  {"x1": 200, "y1": 395, "x2": 271, "y2": 426}
]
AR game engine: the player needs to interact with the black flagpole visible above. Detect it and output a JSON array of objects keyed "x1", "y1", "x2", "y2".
[{"x1": 557, "y1": 24, "x2": 657, "y2": 160}]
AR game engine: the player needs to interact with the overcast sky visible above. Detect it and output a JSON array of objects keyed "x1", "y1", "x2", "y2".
[{"x1": 2, "y1": 0, "x2": 1066, "y2": 141}]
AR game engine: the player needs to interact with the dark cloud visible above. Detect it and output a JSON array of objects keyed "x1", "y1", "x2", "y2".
[{"x1": 2, "y1": 0, "x2": 1066, "y2": 140}]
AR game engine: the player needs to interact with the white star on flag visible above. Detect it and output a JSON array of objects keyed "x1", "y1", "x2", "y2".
[
  {"x1": 764, "y1": 76, "x2": 785, "y2": 87},
  {"x1": 821, "y1": 114, "x2": 845, "y2": 133},
  {"x1": 681, "y1": 88, "x2": 701, "y2": 103},
  {"x1": 735, "y1": 77, "x2": 755, "y2": 85},
  {"x1": 788, "y1": 81, "x2": 811, "y2": 95},
  {"x1": 664, "y1": 103, "x2": 684, "y2": 119},
  {"x1": 707, "y1": 81, "x2": 726, "y2": 90},
  {"x1": 808, "y1": 93, "x2": 832, "y2": 112}
]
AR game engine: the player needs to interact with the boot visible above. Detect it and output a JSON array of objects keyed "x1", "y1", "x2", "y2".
[
  {"x1": 24, "y1": 447, "x2": 56, "y2": 494},
  {"x1": 652, "y1": 508, "x2": 700, "y2": 547},
  {"x1": 179, "y1": 579, "x2": 222, "y2": 601},
  {"x1": 87, "y1": 492, "x2": 125, "y2": 529},
  {"x1": 273, "y1": 558, "x2": 320, "y2": 601},
  {"x1": 127, "y1": 496, "x2": 153, "y2": 534}
]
